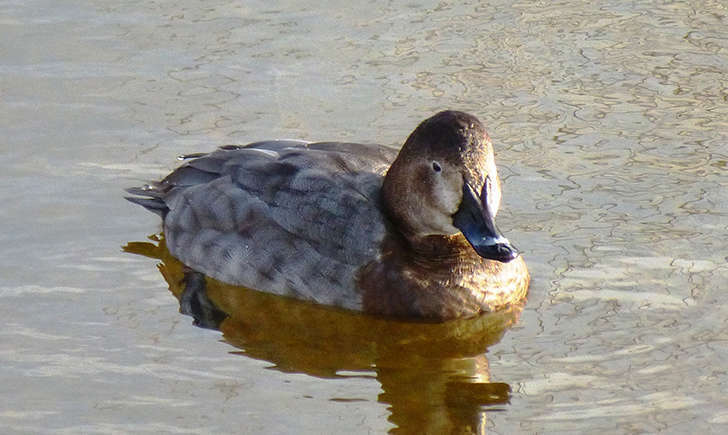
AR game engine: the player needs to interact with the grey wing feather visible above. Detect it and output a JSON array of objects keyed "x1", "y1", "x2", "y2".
[
  {"x1": 127, "y1": 141, "x2": 398, "y2": 308},
  {"x1": 124, "y1": 195, "x2": 167, "y2": 216}
]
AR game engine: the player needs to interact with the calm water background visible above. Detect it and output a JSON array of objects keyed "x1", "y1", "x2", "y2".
[{"x1": 2, "y1": 0, "x2": 727, "y2": 433}]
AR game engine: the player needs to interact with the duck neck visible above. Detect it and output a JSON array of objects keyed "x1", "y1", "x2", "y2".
[
  {"x1": 407, "y1": 234, "x2": 473, "y2": 264},
  {"x1": 381, "y1": 156, "x2": 417, "y2": 237}
]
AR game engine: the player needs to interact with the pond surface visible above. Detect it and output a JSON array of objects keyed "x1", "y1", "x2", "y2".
[{"x1": 2, "y1": 0, "x2": 727, "y2": 433}]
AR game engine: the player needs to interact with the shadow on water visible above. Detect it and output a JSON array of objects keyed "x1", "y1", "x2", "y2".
[{"x1": 125, "y1": 235, "x2": 525, "y2": 434}]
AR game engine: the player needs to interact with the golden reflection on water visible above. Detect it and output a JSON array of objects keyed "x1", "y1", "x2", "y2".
[{"x1": 125, "y1": 235, "x2": 524, "y2": 433}]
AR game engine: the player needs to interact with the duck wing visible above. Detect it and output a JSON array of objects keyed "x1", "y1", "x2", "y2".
[{"x1": 128, "y1": 141, "x2": 399, "y2": 308}]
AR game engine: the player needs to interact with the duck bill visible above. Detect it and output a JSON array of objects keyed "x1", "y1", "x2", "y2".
[{"x1": 453, "y1": 181, "x2": 520, "y2": 263}]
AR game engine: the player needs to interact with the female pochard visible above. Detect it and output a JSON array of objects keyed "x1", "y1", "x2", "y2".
[{"x1": 128, "y1": 111, "x2": 529, "y2": 320}]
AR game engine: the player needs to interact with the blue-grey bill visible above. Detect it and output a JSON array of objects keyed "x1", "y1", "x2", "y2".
[{"x1": 452, "y1": 180, "x2": 520, "y2": 263}]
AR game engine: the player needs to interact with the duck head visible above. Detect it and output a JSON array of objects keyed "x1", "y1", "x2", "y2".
[{"x1": 382, "y1": 110, "x2": 519, "y2": 263}]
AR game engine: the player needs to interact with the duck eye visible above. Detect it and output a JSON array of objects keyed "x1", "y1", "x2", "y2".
[{"x1": 432, "y1": 161, "x2": 442, "y2": 173}]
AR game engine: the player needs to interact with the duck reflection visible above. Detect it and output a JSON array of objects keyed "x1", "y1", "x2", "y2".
[{"x1": 125, "y1": 235, "x2": 523, "y2": 434}]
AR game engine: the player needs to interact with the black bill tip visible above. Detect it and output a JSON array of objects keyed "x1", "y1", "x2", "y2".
[{"x1": 469, "y1": 240, "x2": 520, "y2": 263}]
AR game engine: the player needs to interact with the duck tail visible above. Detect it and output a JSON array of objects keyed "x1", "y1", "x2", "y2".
[{"x1": 125, "y1": 185, "x2": 169, "y2": 217}]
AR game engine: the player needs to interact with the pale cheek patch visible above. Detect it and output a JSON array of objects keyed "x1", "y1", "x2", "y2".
[
  {"x1": 427, "y1": 213, "x2": 460, "y2": 235},
  {"x1": 425, "y1": 176, "x2": 461, "y2": 234},
  {"x1": 438, "y1": 180, "x2": 461, "y2": 214}
]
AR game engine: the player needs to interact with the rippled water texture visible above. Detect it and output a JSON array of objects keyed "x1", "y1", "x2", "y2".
[{"x1": 2, "y1": 0, "x2": 727, "y2": 433}]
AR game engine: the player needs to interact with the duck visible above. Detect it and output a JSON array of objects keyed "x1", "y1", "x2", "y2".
[{"x1": 127, "y1": 110, "x2": 529, "y2": 320}]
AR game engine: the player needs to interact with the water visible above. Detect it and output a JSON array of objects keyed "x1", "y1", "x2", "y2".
[{"x1": 1, "y1": 0, "x2": 727, "y2": 433}]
